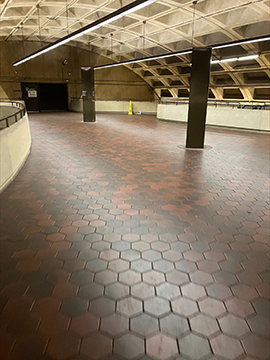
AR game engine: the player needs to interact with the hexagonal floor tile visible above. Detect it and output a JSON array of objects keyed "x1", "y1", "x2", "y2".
[
  {"x1": 131, "y1": 314, "x2": 159, "y2": 337},
  {"x1": 247, "y1": 314, "x2": 270, "y2": 337},
  {"x1": 70, "y1": 270, "x2": 94, "y2": 286},
  {"x1": 166, "y1": 270, "x2": 189, "y2": 286},
  {"x1": 117, "y1": 297, "x2": 142, "y2": 317},
  {"x1": 144, "y1": 297, "x2": 170, "y2": 317},
  {"x1": 211, "y1": 334, "x2": 244, "y2": 359},
  {"x1": 100, "y1": 313, "x2": 129, "y2": 337},
  {"x1": 225, "y1": 298, "x2": 254, "y2": 318},
  {"x1": 219, "y1": 314, "x2": 250, "y2": 337},
  {"x1": 70, "y1": 313, "x2": 99, "y2": 336},
  {"x1": 86, "y1": 259, "x2": 107, "y2": 272},
  {"x1": 121, "y1": 250, "x2": 140, "y2": 262},
  {"x1": 108, "y1": 259, "x2": 129, "y2": 273},
  {"x1": 153, "y1": 259, "x2": 174, "y2": 273},
  {"x1": 143, "y1": 271, "x2": 165, "y2": 285},
  {"x1": 156, "y1": 283, "x2": 180, "y2": 300},
  {"x1": 78, "y1": 282, "x2": 104, "y2": 300},
  {"x1": 190, "y1": 270, "x2": 214, "y2": 286},
  {"x1": 178, "y1": 333, "x2": 211, "y2": 360},
  {"x1": 190, "y1": 314, "x2": 219, "y2": 337},
  {"x1": 119, "y1": 270, "x2": 141, "y2": 285},
  {"x1": 114, "y1": 334, "x2": 144, "y2": 359},
  {"x1": 146, "y1": 333, "x2": 178, "y2": 359},
  {"x1": 131, "y1": 283, "x2": 155, "y2": 300},
  {"x1": 175, "y1": 260, "x2": 197, "y2": 273},
  {"x1": 47, "y1": 332, "x2": 80, "y2": 360},
  {"x1": 105, "y1": 283, "x2": 129, "y2": 300},
  {"x1": 95, "y1": 270, "x2": 117, "y2": 286},
  {"x1": 242, "y1": 334, "x2": 270, "y2": 360},
  {"x1": 172, "y1": 297, "x2": 199, "y2": 317},
  {"x1": 206, "y1": 283, "x2": 232, "y2": 300},
  {"x1": 181, "y1": 283, "x2": 206, "y2": 300},
  {"x1": 198, "y1": 297, "x2": 226, "y2": 317},
  {"x1": 60, "y1": 297, "x2": 88, "y2": 317},
  {"x1": 160, "y1": 314, "x2": 189, "y2": 337},
  {"x1": 100, "y1": 249, "x2": 119, "y2": 261},
  {"x1": 89, "y1": 297, "x2": 115, "y2": 317},
  {"x1": 131, "y1": 259, "x2": 152, "y2": 273},
  {"x1": 142, "y1": 250, "x2": 161, "y2": 262},
  {"x1": 81, "y1": 333, "x2": 112, "y2": 359}
]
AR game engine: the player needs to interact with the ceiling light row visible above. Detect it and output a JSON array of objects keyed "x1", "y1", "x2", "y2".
[
  {"x1": 211, "y1": 54, "x2": 259, "y2": 64},
  {"x1": 13, "y1": 0, "x2": 156, "y2": 66},
  {"x1": 12, "y1": 0, "x2": 270, "y2": 69}
]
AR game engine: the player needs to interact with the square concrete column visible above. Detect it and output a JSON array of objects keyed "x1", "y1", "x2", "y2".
[
  {"x1": 81, "y1": 67, "x2": 96, "y2": 122},
  {"x1": 186, "y1": 47, "x2": 212, "y2": 149}
]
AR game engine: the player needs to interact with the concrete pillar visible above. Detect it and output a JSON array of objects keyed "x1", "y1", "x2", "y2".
[
  {"x1": 186, "y1": 47, "x2": 212, "y2": 149},
  {"x1": 81, "y1": 67, "x2": 96, "y2": 122}
]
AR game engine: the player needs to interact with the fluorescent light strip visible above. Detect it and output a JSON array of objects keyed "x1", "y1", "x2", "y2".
[
  {"x1": 211, "y1": 54, "x2": 259, "y2": 64},
  {"x1": 94, "y1": 50, "x2": 192, "y2": 69},
  {"x1": 239, "y1": 54, "x2": 259, "y2": 61},
  {"x1": 13, "y1": 0, "x2": 156, "y2": 66},
  {"x1": 95, "y1": 52, "x2": 260, "y2": 70},
  {"x1": 213, "y1": 36, "x2": 270, "y2": 49}
]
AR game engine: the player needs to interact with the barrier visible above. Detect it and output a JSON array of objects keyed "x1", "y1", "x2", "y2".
[
  {"x1": 70, "y1": 98, "x2": 158, "y2": 115},
  {"x1": 0, "y1": 101, "x2": 31, "y2": 192},
  {"x1": 157, "y1": 103, "x2": 270, "y2": 131}
]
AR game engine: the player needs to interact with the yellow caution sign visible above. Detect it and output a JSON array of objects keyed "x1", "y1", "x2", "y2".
[{"x1": 128, "y1": 101, "x2": 133, "y2": 115}]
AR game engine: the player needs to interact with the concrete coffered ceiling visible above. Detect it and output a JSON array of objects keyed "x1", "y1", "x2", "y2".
[{"x1": 0, "y1": 0, "x2": 270, "y2": 101}]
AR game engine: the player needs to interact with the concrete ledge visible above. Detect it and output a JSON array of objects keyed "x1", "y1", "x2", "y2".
[
  {"x1": 0, "y1": 114, "x2": 31, "y2": 192},
  {"x1": 157, "y1": 104, "x2": 270, "y2": 131},
  {"x1": 70, "y1": 99, "x2": 158, "y2": 115}
]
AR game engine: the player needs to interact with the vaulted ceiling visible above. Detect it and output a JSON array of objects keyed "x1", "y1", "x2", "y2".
[{"x1": 1, "y1": 0, "x2": 270, "y2": 101}]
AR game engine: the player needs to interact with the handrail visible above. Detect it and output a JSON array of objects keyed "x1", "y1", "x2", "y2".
[
  {"x1": 0, "y1": 100, "x2": 26, "y2": 129},
  {"x1": 159, "y1": 99, "x2": 270, "y2": 109},
  {"x1": 70, "y1": 97, "x2": 270, "y2": 109},
  {"x1": 70, "y1": 97, "x2": 158, "y2": 102}
]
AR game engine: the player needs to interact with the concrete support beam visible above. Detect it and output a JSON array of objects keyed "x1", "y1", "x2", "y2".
[
  {"x1": 81, "y1": 67, "x2": 96, "y2": 123},
  {"x1": 186, "y1": 47, "x2": 212, "y2": 149}
]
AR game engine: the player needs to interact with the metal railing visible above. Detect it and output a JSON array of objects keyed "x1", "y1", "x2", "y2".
[
  {"x1": 159, "y1": 99, "x2": 270, "y2": 110},
  {"x1": 0, "y1": 100, "x2": 26, "y2": 129},
  {"x1": 71, "y1": 97, "x2": 270, "y2": 109},
  {"x1": 70, "y1": 97, "x2": 157, "y2": 102}
]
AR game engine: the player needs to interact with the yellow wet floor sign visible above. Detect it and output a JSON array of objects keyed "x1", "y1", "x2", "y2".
[{"x1": 128, "y1": 101, "x2": 133, "y2": 115}]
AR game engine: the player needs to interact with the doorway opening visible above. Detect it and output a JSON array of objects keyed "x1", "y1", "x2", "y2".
[{"x1": 21, "y1": 83, "x2": 68, "y2": 112}]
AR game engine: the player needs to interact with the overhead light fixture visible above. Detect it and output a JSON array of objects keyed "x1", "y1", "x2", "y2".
[
  {"x1": 95, "y1": 36, "x2": 269, "y2": 70},
  {"x1": 13, "y1": 0, "x2": 156, "y2": 66},
  {"x1": 213, "y1": 35, "x2": 270, "y2": 49},
  {"x1": 238, "y1": 54, "x2": 260, "y2": 61},
  {"x1": 211, "y1": 54, "x2": 259, "y2": 64},
  {"x1": 94, "y1": 50, "x2": 192, "y2": 69},
  {"x1": 95, "y1": 51, "x2": 260, "y2": 70}
]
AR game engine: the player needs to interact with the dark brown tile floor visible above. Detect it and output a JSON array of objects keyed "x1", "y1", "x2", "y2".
[{"x1": 0, "y1": 112, "x2": 269, "y2": 360}]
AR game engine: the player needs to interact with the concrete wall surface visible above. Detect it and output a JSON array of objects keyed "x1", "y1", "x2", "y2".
[
  {"x1": 157, "y1": 104, "x2": 270, "y2": 131},
  {"x1": 0, "y1": 41, "x2": 154, "y2": 104},
  {"x1": 0, "y1": 113, "x2": 31, "y2": 192},
  {"x1": 70, "y1": 99, "x2": 158, "y2": 115}
]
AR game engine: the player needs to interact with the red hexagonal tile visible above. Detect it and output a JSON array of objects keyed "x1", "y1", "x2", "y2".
[{"x1": 81, "y1": 333, "x2": 112, "y2": 359}]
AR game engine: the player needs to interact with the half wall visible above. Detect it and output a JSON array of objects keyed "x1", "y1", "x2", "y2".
[{"x1": 0, "y1": 113, "x2": 31, "y2": 192}]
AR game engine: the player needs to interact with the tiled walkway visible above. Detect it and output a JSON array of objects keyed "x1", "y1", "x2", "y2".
[{"x1": 0, "y1": 112, "x2": 269, "y2": 360}]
